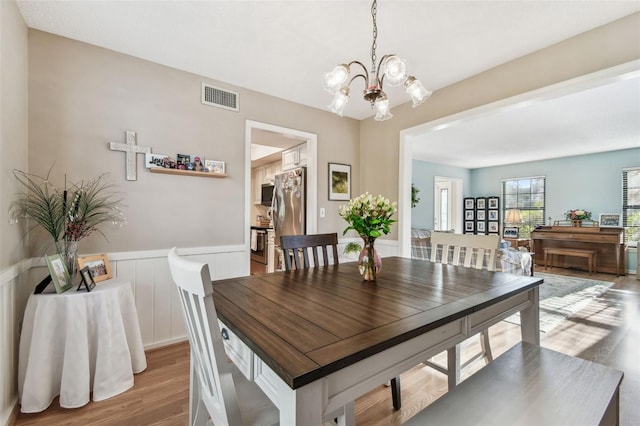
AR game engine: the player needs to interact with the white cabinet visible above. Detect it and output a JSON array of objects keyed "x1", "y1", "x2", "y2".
[
  {"x1": 282, "y1": 143, "x2": 307, "y2": 171},
  {"x1": 252, "y1": 166, "x2": 264, "y2": 204}
]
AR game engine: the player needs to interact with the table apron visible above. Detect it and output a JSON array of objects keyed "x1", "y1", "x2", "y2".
[{"x1": 249, "y1": 288, "x2": 537, "y2": 424}]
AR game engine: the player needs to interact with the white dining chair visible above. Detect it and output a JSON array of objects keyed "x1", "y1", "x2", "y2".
[
  {"x1": 168, "y1": 247, "x2": 354, "y2": 426},
  {"x1": 425, "y1": 232, "x2": 501, "y2": 388}
]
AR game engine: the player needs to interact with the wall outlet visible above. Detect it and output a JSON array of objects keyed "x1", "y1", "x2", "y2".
[{"x1": 320, "y1": 208, "x2": 325, "y2": 218}]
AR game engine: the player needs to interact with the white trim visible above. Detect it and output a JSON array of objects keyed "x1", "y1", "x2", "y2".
[
  {"x1": 399, "y1": 61, "x2": 640, "y2": 259},
  {"x1": 0, "y1": 258, "x2": 32, "y2": 287},
  {"x1": 245, "y1": 120, "x2": 318, "y2": 248}
]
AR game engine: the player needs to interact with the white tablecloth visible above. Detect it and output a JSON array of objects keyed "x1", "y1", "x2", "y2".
[{"x1": 18, "y1": 278, "x2": 147, "y2": 413}]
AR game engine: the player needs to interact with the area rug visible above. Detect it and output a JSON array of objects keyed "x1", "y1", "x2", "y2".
[{"x1": 504, "y1": 272, "x2": 614, "y2": 333}]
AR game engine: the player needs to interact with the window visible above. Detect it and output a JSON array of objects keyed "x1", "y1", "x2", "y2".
[
  {"x1": 623, "y1": 168, "x2": 640, "y2": 246},
  {"x1": 502, "y1": 176, "x2": 546, "y2": 238}
]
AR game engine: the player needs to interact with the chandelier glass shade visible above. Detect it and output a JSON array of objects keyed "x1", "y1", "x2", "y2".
[{"x1": 323, "y1": 0, "x2": 431, "y2": 121}]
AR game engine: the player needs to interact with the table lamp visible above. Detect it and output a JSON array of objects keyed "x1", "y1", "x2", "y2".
[{"x1": 505, "y1": 209, "x2": 523, "y2": 237}]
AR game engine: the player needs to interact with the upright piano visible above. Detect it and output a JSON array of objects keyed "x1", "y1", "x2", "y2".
[{"x1": 531, "y1": 226, "x2": 625, "y2": 276}]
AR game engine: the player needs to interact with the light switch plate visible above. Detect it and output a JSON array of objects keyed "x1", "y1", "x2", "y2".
[{"x1": 320, "y1": 208, "x2": 326, "y2": 218}]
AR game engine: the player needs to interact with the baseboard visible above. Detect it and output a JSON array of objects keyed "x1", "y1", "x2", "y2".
[
  {"x1": 2, "y1": 398, "x2": 19, "y2": 426},
  {"x1": 144, "y1": 336, "x2": 188, "y2": 351}
]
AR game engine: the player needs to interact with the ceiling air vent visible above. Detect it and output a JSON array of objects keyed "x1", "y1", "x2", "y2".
[{"x1": 201, "y1": 83, "x2": 239, "y2": 112}]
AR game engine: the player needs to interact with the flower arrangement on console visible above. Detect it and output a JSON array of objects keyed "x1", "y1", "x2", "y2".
[
  {"x1": 10, "y1": 166, "x2": 126, "y2": 275},
  {"x1": 565, "y1": 209, "x2": 592, "y2": 221},
  {"x1": 338, "y1": 193, "x2": 397, "y2": 281}
]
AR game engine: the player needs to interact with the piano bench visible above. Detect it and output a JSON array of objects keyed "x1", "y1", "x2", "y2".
[{"x1": 544, "y1": 247, "x2": 597, "y2": 275}]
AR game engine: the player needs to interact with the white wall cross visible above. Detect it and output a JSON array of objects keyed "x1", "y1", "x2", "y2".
[{"x1": 109, "y1": 131, "x2": 151, "y2": 181}]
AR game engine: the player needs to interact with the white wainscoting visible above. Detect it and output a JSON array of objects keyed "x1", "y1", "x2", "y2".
[
  {"x1": 1, "y1": 241, "x2": 400, "y2": 424},
  {"x1": 0, "y1": 259, "x2": 30, "y2": 426}
]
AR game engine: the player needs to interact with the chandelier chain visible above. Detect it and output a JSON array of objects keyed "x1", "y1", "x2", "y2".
[{"x1": 370, "y1": 0, "x2": 378, "y2": 74}]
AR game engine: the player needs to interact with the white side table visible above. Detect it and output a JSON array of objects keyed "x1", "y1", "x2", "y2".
[{"x1": 18, "y1": 278, "x2": 147, "y2": 413}]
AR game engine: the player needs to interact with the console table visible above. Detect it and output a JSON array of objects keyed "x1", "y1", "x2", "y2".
[
  {"x1": 18, "y1": 278, "x2": 147, "y2": 412},
  {"x1": 531, "y1": 226, "x2": 624, "y2": 275}
]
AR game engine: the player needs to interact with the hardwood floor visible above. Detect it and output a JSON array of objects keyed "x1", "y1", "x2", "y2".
[{"x1": 13, "y1": 268, "x2": 639, "y2": 425}]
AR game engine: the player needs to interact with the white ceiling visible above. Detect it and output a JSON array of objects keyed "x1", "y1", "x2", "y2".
[{"x1": 16, "y1": 1, "x2": 640, "y2": 168}]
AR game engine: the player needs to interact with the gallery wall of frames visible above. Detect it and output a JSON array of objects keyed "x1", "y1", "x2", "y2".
[{"x1": 464, "y1": 196, "x2": 500, "y2": 235}]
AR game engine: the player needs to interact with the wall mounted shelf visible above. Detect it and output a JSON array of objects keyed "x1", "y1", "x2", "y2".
[{"x1": 149, "y1": 168, "x2": 227, "y2": 178}]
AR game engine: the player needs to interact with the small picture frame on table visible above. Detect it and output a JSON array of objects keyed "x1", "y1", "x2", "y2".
[
  {"x1": 45, "y1": 254, "x2": 73, "y2": 293},
  {"x1": 328, "y1": 163, "x2": 351, "y2": 201},
  {"x1": 599, "y1": 213, "x2": 620, "y2": 227},
  {"x1": 503, "y1": 227, "x2": 518, "y2": 238},
  {"x1": 77, "y1": 254, "x2": 112, "y2": 283},
  {"x1": 77, "y1": 266, "x2": 96, "y2": 292}
]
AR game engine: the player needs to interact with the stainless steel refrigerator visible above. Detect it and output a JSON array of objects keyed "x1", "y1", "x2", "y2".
[{"x1": 272, "y1": 167, "x2": 306, "y2": 245}]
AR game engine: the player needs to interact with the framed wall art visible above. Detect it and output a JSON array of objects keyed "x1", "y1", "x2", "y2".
[
  {"x1": 464, "y1": 197, "x2": 475, "y2": 210},
  {"x1": 328, "y1": 163, "x2": 351, "y2": 201},
  {"x1": 488, "y1": 221, "x2": 499, "y2": 233},
  {"x1": 77, "y1": 254, "x2": 113, "y2": 283},
  {"x1": 45, "y1": 254, "x2": 72, "y2": 293},
  {"x1": 599, "y1": 213, "x2": 620, "y2": 227},
  {"x1": 476, "y1": 197, "x2": 486, "y2": 210}
]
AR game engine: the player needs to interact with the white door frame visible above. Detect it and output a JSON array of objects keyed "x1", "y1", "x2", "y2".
[
  {"x1": 434, "y1": 176, "x2": 462, "y2": 233},
  {"x1": 245, "y1": 120, "x2": 317, "y2": 275}
]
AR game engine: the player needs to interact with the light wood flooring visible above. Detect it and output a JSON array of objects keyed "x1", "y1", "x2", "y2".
[{"x1": 13, "y1": 267, "x2": 640, "y2": 425}]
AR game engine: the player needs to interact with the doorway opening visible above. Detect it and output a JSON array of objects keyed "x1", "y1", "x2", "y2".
[{"x1": 244, "y1": 120, "x2": 317, "y2": 274}]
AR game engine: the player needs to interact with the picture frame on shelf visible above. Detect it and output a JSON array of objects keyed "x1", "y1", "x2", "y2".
[
  {"x1": 328, "y1": 163, "x2": 351, "y2": 201},
  {"x1": 77, "y1": 254, "x2": 112, "y2": 283},
  {"x1": 503, "y1": 227, "x2": 518, "y2": 238},
  {"x1": 464, "y1": 197, "x2": 475, "y2": 210},
  {"x1": 599, "y1": 213, "x2": 621, "y2": 227},
  {"x1": 205, "y1": 160, "x2": 225, "y2": 174},
  {"x1": 45, "y1": 254, "x2": 72, "y2": 294},
  {"x1": 145, "y1": 153, "x2": 168, "y2": 168},
  {"x1": 465, "y1": 210, "x2": 474, "y2": 220},
  {"x1": 77, "y1": 266, "x2": 96, "y2": 292}
]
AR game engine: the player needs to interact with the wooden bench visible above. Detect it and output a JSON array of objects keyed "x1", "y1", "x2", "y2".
[
  {"x1": 404, "y1": 342, "x2": 623, "y2": 426},
  {"x1": 544, "y1": 247, "x2": 598, "y2": 275}
]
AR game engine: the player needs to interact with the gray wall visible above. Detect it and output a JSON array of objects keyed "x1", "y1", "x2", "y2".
[
  {"x1": 0, "y1": 1, "x2": 29, "y2": 269},
  {"x1": 26, "y1": 30, "x2": 360, "y2": 256}
]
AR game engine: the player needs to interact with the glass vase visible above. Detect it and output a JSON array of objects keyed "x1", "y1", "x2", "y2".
[
  {"x1": 358, "y1": 237, "x2": 382, "y2": 281},
  {"x1": 60, "y1": 241, "x2": 78, "y2": 277}
]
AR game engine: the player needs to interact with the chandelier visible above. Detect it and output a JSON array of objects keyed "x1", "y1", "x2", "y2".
[{"x1": 323, "y1": 0, "x2": 431, "y2": 121}]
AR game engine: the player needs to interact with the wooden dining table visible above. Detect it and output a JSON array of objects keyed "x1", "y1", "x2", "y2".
[{"x1": 211, "y1": 256, "x2": 543, "y2": 425}]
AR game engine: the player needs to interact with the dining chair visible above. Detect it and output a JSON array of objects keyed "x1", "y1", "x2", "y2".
[
  {"x1": 168, "y1": 247, "x2": 355, "y2": 426},
  {"x1": 280, "y1": 233, "x2": 402, "y2": 410},
  {"x1": 425, "y1": 232, "x2": 501, "y2": 389},
  {"x1": 280, "y1": 232, "x2": 340, "y2": 269}
]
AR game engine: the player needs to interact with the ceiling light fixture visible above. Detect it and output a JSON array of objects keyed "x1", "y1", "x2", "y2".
[{"x1": 323, "y1": 0, "x2": 431, "y2": 121}]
